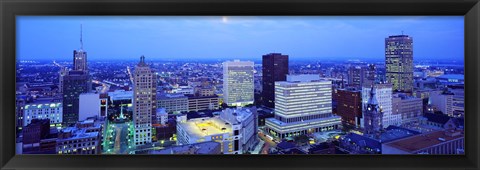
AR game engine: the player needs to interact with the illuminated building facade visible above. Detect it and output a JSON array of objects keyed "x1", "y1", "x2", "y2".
[
  {"x1": 385, "y1": 35, "x2": 414, "y2": 93},
  {"x1": 23, "y1": 99, "x2": 63, "y2": 127},
  {"x1": 223, "y1": 60, "x2": 254, "y2": 106},
  {"x1": 133, "y1": 56, "x2": 157, "y2": 146},
  {"x1": 265, "y1": 78, "x2": 342, "y2": 140},
  {"x1": 176, "y1": 107, "x2": 256, "y2": 154}
]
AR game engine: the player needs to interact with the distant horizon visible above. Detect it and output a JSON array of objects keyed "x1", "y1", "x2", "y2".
[
  {"x1": 17, "y1": 16, "x2": 464, "y2": 62},
  {"x1": 17, "y1": 58, "x2": 464, "y2": 66}
]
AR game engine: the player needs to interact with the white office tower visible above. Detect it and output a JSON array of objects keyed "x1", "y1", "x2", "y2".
[
  {"x1": 223, "y1": 60, "x2": 255, "y2": 106},
  {"x1": 133, "y1": 56, "x2": 157, "y2": 147},
  {"x1": 265, "y1": 78, "x2": 342, "y2": 140},
  {"x1": 361, "y1": 83, "x2": 400, "y2": 128}
]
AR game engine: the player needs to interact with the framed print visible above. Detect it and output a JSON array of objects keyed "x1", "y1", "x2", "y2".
[{"x1": 1, "y1": 0, "x2": 479, "y2": 169}]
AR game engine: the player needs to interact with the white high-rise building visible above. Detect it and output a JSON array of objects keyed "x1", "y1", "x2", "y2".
[
  {"x1": 223, "y1": 60, "x2": 254, "y2": 106},
  {"x1": 265, "y1": 76, "x2": 342, "y2": 140},
  {"x1": 133, "y1": 56, "x2": 157, "y2": 147},
  {"x1": 361, "y1": 83, "x2": 401, "y2": 128}
]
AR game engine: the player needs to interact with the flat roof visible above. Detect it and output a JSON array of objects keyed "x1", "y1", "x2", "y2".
[
  {"x1": 157, "y1": 93, "x2": 187, "y2": 99},
  {"x1": 437, "y1": 74, "x2": 464, "y2": 80},
  {"x1": 383, "y1": 129, "x2": 464, "y2": 152},
  {"x1": 178, "y1": 116, "x2": 232, "y2": 139},
  {"x1": 143, "y1": 141, "x2": 221, "y2": 154},
  {"x1": 266, "y1": 115, "x2": 341, "y2": 127},
  {"x1": 276, "y1": 79, "x2": 331, "y2": 86}
]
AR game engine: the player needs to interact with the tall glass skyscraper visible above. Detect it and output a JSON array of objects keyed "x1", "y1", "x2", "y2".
[
  {"x1": 223, "y1": 60, "x2": 254, "y2": 106},
  {"x1": 385, "y1": 35, "x2": 414, "y2": 93}
]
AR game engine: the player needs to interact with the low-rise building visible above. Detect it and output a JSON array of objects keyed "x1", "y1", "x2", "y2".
[
  {"x1": 156, "y1": 93, "x2": 188, "y2": 114},
  {"x1": 56, "y1": 127, "x2": 101, "y2": 155},
  {"x1": 382, "y1": 129, "x2": 464, "y2": 154},
  {"x1": 138, "y1": 141, "x2": 222, "y2": 154},
  {"x1": 392, "y1": 93, "x2": 423, "y2": 124},
  {"x1": 176, "y1": 107, "x2": 257, "y2": 154},
  {"x1": 22, "y1": 119, "x2": 51, "y2": 153},
  {"x1": 186, "y1": 94, "x2": 220, "y2": 112},
  {"x1": 23, "y1": 98, "x2": 63, "y2": 127}
]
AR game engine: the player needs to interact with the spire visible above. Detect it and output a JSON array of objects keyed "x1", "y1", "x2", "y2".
[
  {"x1": 367, "y1": 84, "x2": 378, "y2": 105},
  {"x1": 138, "y1": 55, "x2": 147, "y2": 66},
  {"x1": 80, "y1": 24, "x2": 83, "y2": 50}
]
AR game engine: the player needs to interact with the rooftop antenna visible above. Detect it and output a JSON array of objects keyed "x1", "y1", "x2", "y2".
[{"x1": 80, "y1": 24, "x2": 83, "y2": 50}]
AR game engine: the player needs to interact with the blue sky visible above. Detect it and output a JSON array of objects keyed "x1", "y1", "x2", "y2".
[{"x1": 17, "y1": 16, "x2": 464, "y2": 62}]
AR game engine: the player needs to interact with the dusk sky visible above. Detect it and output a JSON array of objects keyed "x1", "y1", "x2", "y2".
[{"x1": 17, "y1": 16, "x2": 464, "y2": 62}]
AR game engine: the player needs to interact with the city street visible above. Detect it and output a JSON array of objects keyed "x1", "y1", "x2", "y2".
[
  {"x1": 258, "y1": 131, "x2": 276, "y2": 154},
  {"x1": 105, "y1": 122, "x2": 131, "y2": 154}
]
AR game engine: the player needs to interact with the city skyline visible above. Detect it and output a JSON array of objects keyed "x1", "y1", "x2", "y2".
[
  {"x1": 17, "y1": 16, "x2": 464, "y2": 62},
  {"x1": 15, "y1": 16, "x2": 465, "y2": 155}
]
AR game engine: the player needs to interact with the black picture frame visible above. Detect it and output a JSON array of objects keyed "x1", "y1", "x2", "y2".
[{"x1": 1, "y1": 0, "x2": 479, "y2": 169}]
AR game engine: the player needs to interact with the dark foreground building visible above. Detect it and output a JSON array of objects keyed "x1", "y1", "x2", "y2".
[{"x1": 262, "y1": 53, "x2": 289, "y2": 108}]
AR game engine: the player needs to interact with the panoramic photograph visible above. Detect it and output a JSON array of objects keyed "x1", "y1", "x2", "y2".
[{"x1": 15, "y1": 16, "x2": 464, "y2": 155}]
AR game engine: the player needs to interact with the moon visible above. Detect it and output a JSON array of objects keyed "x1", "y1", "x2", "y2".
[{"x1": 222, "y1": 16, "x2": 228, "y2": 23}]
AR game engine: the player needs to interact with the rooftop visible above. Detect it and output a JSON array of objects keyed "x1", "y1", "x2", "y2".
[
  {"x1": 380, "y1": 126, "x2": 421, "y2": 143},
  {"x1": 219, "y1": 107, "x2": 254, "y2": 125},
  {"x1": 436, "y1": 74, "x2": 464, "y2": 80},
  {"x1": 108, "y1": 90, "x2": 133, "y2": 101},
  {"x1": 266, "y1": 115, "x2": 341, "y2": 127},
  {"x1": 276, "y1": 79, "x2": 331, "y2": 86},
  {"x1": 157, "y1": 93, "x2": 187, "y2": 99},
  {"x1": 185, "y1": 94, "x2": 219, "y2": 99},
  {"x1": 144, "y1": 141, "x2": 221, "y2": 154},
  {"x1": 388, "y1": 35, "x2": 410, "y2": 38},
  {"x1": 58, "y1": 127, "x2": 99, "y2": 141},
  {"x1": 383, "y1": 129, "x2": 464, "y2": 153},
  {"x1": 178, "y1": 116, "x2": 232, "y2": 139},
  {"x1": 24, "y1": 100, "x2": 62, "y2": 110},
  {"x1": 424, "y1": 113, "x2": 452, "y2": 125}
]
